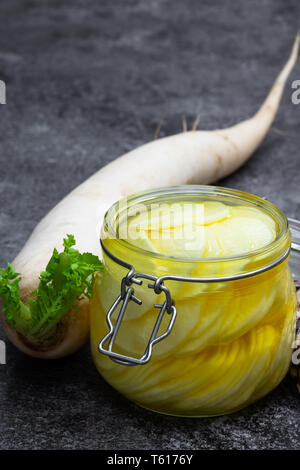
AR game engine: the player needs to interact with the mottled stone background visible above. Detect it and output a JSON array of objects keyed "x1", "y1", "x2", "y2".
[{"x1": 0, "y1": 0, "x2": 299, "y2": 450}]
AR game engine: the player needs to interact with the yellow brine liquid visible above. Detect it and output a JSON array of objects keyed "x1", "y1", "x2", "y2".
[{"x1": 90, "y1": 187, "x2": 296, "y2": 416}]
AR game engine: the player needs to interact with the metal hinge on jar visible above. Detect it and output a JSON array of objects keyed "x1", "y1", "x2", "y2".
[{"x1": 98, "y1": 267, "x2": 177, "y2": 366}]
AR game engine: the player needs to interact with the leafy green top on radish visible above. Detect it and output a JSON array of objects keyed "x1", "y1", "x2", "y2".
[{"x1": 0, "y1": 235, "x2": 103, "y2": 339}]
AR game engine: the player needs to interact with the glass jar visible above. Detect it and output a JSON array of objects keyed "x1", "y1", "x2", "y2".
[{"x1": 90, "y1": 186, "x2": 297, "y2": 417}]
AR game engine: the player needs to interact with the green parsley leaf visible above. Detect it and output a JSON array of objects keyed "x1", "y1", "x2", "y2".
[{"x1": 0, "y1": 235, "x2": 103, "y2": 339}]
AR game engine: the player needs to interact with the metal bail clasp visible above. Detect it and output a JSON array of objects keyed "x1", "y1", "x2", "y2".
[{"x1": 98, "y1": 272, "x2": 177, "y2": 366}]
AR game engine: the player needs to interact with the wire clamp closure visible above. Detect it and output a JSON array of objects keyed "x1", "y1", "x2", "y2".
[
  {"x1": 97, "y1": 238, "x2": 290, "y2": 366},
  {"x1": 98, "y1": 271, "x2": 177, "y2": 366}
]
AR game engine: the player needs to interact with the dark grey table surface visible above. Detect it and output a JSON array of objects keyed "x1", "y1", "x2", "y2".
[{"x1": 0, "y1": 0, "x2": 299, "y2": 450}]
